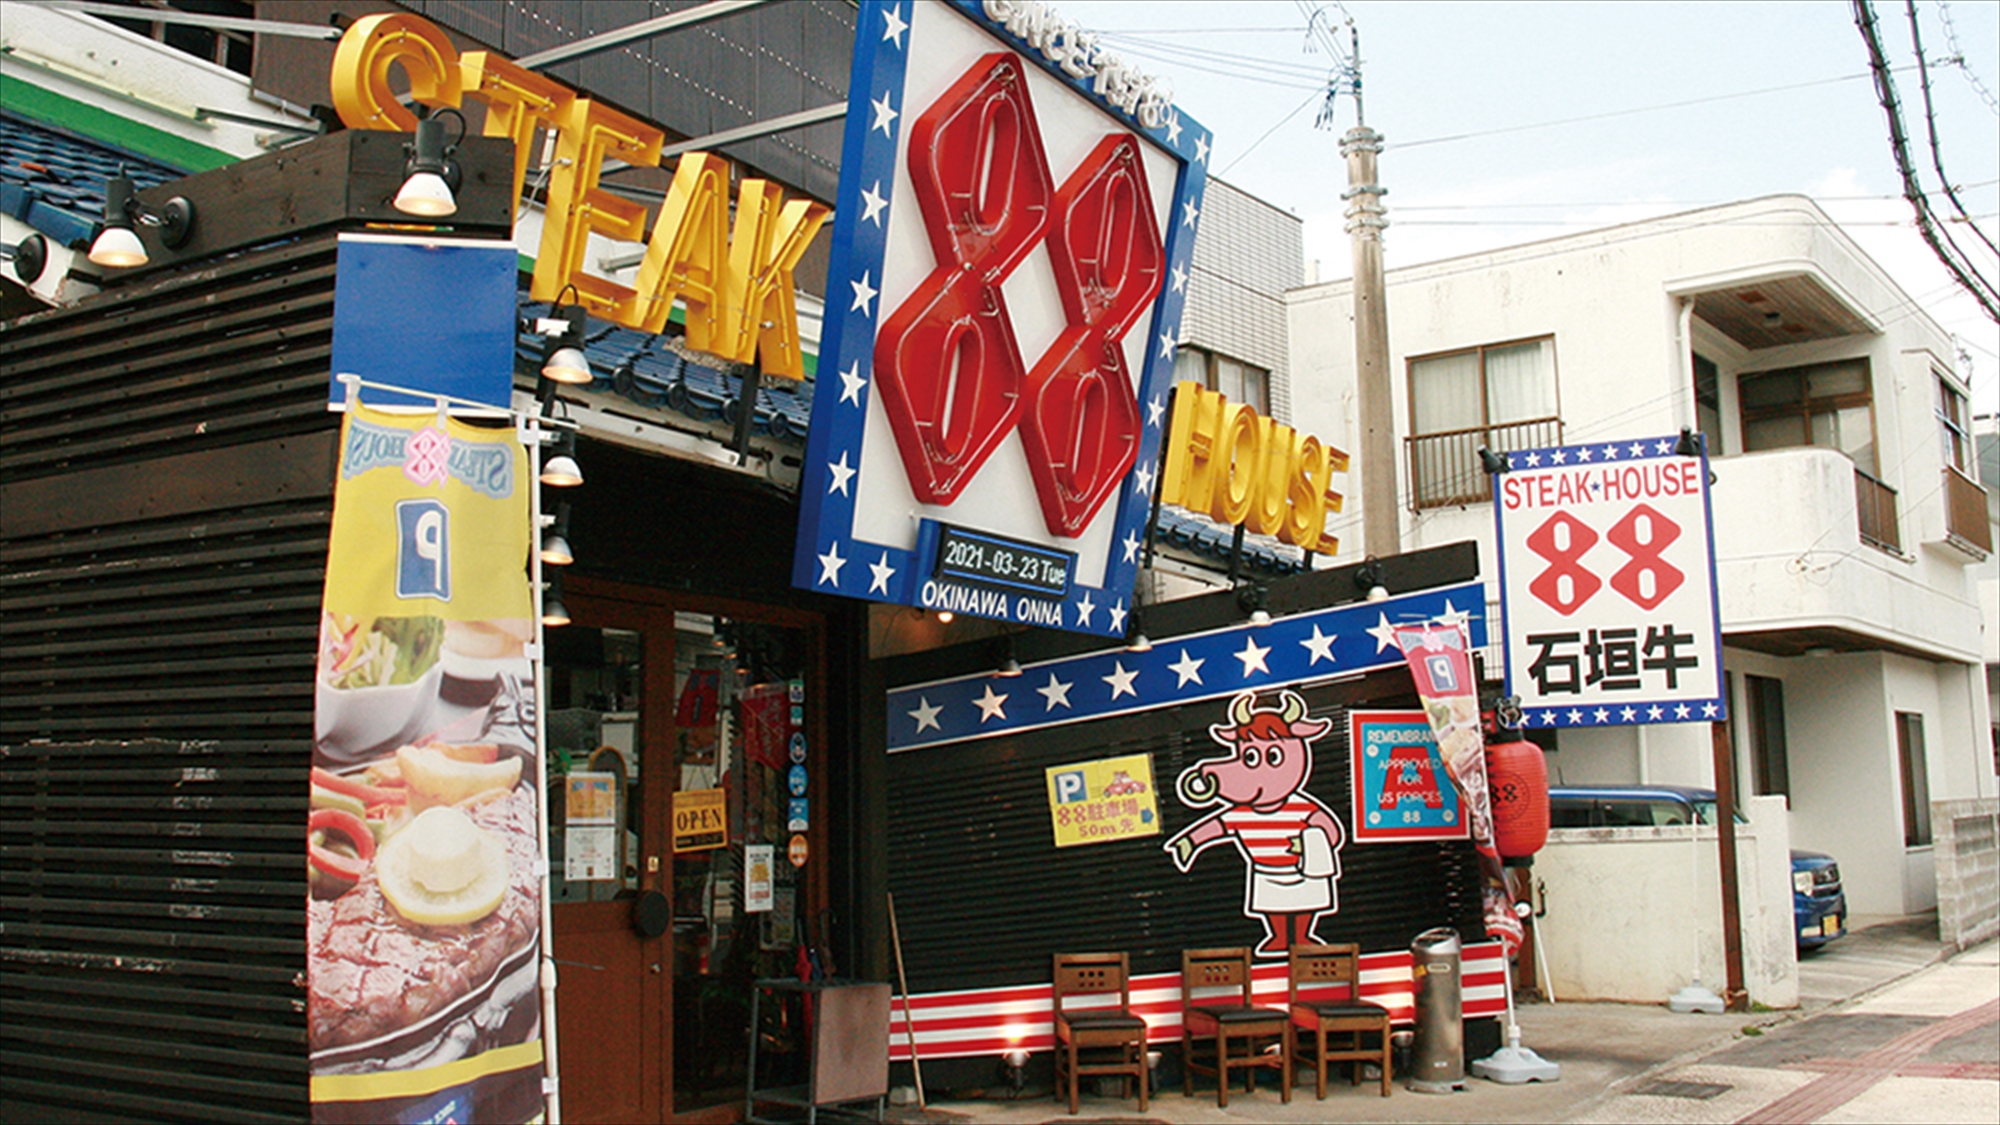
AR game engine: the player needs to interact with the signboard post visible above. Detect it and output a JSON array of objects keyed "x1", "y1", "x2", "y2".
[
  {"x1": 1493, "y1": 434, "x2": 1726, "y2": 728},
  {"x1": 792, "y1": 0, "x2": 1209, "y2": 637}
]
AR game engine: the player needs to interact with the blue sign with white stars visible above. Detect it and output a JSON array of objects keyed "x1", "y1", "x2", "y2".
[
  {"x1": 791, "y1": 0, "x2": 1211, "y2": 638},
  {"x1": 886, "y1": 583, "x2": 1486, "y2": 752}
]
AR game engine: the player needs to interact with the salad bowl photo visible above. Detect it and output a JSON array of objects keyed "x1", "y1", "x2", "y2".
[{"x1": 315, "y1": 613, "x2": 447, "y2": 766}]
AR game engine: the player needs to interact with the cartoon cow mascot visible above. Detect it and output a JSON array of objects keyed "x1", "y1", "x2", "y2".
[{"x1": 1164, "y1": 689, "x2": 1346, "y2": 957}]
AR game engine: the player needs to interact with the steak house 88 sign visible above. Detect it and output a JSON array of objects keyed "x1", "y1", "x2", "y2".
[
  {"x1": 1493, "y1": 435, "x2": 1727, "y2": 728},
  {"x1": 792, "y1": 0, "x2": 1208, "y2": 637}
]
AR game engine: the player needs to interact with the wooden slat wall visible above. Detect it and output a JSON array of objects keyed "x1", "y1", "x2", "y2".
[{"x1": 0, "y1": 236, "x2": 341, "y2": 1121}]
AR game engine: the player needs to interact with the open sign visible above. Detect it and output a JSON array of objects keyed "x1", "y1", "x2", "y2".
[{"x1": 673, "y1": 788, "x2": 727, "y2": 853}]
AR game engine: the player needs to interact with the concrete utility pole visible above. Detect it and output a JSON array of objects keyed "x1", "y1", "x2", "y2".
[{"x1": 1343, "y1": 124, "x2": 1397, "y2": 558}]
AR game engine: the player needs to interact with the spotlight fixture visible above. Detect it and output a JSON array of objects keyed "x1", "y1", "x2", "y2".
[
  {"x1": 2, "y1": 233, "x2": 49, "y2": 285},
  {"x1": 1478, "y1": 446, "x2": 1510, "y2": 475},
  {"x1": 538, "y1": 287, "x2": 593, "y2": 386},
  {"x1": 540, "y1": 430, "x2": 584, "y2": 487},
  {"x1": 1354, "y1": 561, "x2": 1389, "y2": 603},
  {"x1": 1126, "y1": 607, "x2": 1153, "y2": 653},
  {"x1": 87, "y1": 170, "x2": 195, "y2": 268},
  {"x1": 541, "y1": 571, "x2": 572, "y2": 628},
  {"x1": 393, "y1": 108, "x2": 464, "y2": 217},
  {"x1": 1674, "y1": 427, "x2": 1702, "y2": 457},
  {"x1": 994, "y1": 637, "x2": 1023, "y2": 678},
  {"x1": 935, "y1": 610, "x2": 955, "y2": 625},
  {"x1": 1002, "y1": 1048, "x2": 1029, "y2": 1098},
  {"x1": 540, "y1": 501, "x2": 574, "y2": 566},
  {"x1": 1237, "y1": 582, "x2": 1272, "y2": 627}
]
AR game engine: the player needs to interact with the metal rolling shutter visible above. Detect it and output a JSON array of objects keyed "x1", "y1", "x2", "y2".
[{"x1": 1, "y1": 236, "x2": 340, "y2": 1121}]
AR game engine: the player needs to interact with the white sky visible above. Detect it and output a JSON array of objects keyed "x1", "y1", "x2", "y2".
[{"x1": 1061, "y1": 0, "x2": 2000, "y2": 408}]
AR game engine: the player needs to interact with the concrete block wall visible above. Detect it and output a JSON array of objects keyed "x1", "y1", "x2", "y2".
[{"x1": 1933, "y1": 797, "x2": 2000, "y2": 950}]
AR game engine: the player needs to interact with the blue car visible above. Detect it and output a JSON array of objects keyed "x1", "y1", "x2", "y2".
[{"x1": 1547, "y1": 784, "x2": 1845, "y2": 948}]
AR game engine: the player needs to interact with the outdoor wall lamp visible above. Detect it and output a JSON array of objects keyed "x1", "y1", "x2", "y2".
[
  {"x1": 993, "y1": 636, "x2": 1023, "y2": 678},
  {"x1": 540, "y1": 571, "x2": 572, "y2": 628},
  {"x1": 2, "y1": 234, "x2": 49, "y2": 285},
  {"x1": 1237, "y1": 582, "x2": 1272, "y2": 627},
  {"x1": 1355, "y1": 560, "x2": 1389, "y2": 602},
  {"x1": 393, "y1": 108, "x2": 465, "y2": 218},
  {"x1": 88, "y1": 170, "x2": 195, "y2": 268},
  {"x1": 1674, "y1": 427, "x2": 1703, "y2": 457},
  {"x1": 540, "y1": 430, "x2": 584, "y2": 488},
  {"x1": 539, "y1": 502, "x2": 574, "y2": 567},
  {"x1": 1001, "y1": 1048, "x2": 1029, "y2": 1097},
  {"x1": 537, "y1": 288, "x2": 594, "y2": 386},
  {"x1": 1478, "y1": 446, "x2": 1510, "y2": 474},
  {"x1": 1126, "y1": 606, "x2": 1153, "y2": 653}
]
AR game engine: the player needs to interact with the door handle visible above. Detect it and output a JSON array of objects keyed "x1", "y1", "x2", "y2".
[{"x1": 650, "y1": 963, "x2": 662, "y2": 974}]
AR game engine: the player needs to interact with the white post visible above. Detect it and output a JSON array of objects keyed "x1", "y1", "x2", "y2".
[{"x1": 524, "y1": 415, "x2": 563, "y2": 1124}]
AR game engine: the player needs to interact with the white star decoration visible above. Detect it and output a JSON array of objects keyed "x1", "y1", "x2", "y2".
[
  {"x1": 1235, "y1": 637, "x2": 1271, "y2": 677},
  {"x1": 1163, "y1": 112, "x2": 1183, "y2": 144},
  {"x1": 1194, "y1": 134, "x2": 1210, "y2": 163},
  {"x1": 1102, "y1": 661, "x2": 1139, "y2": 699},
  {"x1": 1629, "y1": 442, "x2": 1646, "y2": 458},
  {"x1": 868, "y1": 551, "x2": 895, "y2": 594},
  {"x1": 850, "y1": 271, "x2": 878, "y2": 315},
  {"x1": 827, "y1": 452, "x2": 856, "y2": 496},
  {"x1": 816, "y1": 542, "x2": 846, "y2": 587},
  {"x1": 1121, "y1": 532, "x2": 1142, "y2": 564},
  {"x1": 1132, "y1": 461, "x2": 1156, "y2": 497},
  {"x1": 1578, "y1": 446, "x2": 1593, "y2": 462},
  {"x1": 1147, "y1": 394, "x2": 1166, "y2": 428},
  {"x1": 1074, "y1": 592, "x2": 1096, "y2": 627},
  {"x1": 1525, "y1": 451, "x2": 1541, "y2": 466},
  {"x1": 880, "y1": 4, "x2": 907, "y2": 48},
  {"x1": 1654, "y1": 439, "x2": 1675, "y2": 455},
  {"x1": 1158, "y1": 331, "x2": 1175, "y2": 360},
  {"x1": 1169, "y1": 648, "x2": 1204, "y2": 687},
  {"x1": 1366, "y1": 612, "x2": 1400, "y2": 653},
  {"x1": 1181, "y1": 198, "x2": 1200, "y2": 229},
  {"x1": 1300, "y1": 625, "x2": 1338, "y2": 665},
  {"x1": 1037, "y1": 673, "x2": 1073, "y2": 710},
  {"x1": 1552, "y1": 449, "x2": 1568, "y2": 464},
  {"x1": 1170, "y1": 263, "x2": 1187, "y2": 293},
  {"x1": 870, "y1": 91, "x2": 898, "y2": 136},
  {"x1": 973, "y1": 685, "x2": 1008, "y2": 722},
  {"x1": 1436, "y1": 600, "x2": 1471, "y2": 631},
  {"x1": 860, "y1": 181, "x2": 888, "y2": 225},
  {"x1": 839, "y1": 361, "x2": 867, "y2": 405},
  {"x1": 908, "y1": 696, "x2": 941, "y2": 733},
  {"x1": 1108, "y1": 600, "x2": 1128, "y2": 634}
]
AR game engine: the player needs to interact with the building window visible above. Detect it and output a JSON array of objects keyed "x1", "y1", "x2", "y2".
[
  {"x1": 1738, "y1": 358, "x2": 1877, "y2": 475},
  {"x1": 1896, "y1": 712, "x2": 1931, "y2": 847},
  {"x1": 1693, "y1": 353, "x2": 1725, "y2": 455},
  {"x1": 1746, "y1": 674, "x2": 1789, "y2": 801},
  {"x1": 1406, "y1": 337, "x2": 1559, "y2": 508},
  {"x1": 1174, "y1": 346, "x2": 1269, "y2": 415},
  {"x1": 1936, "y1": 370, "x2": 1973, "y2": 476},
  {"x1": 94, "y1": 0, "x2": 254, "y2": 77}
]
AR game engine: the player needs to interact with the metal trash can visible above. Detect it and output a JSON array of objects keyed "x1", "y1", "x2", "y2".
[{"x1": 1408, "y1": 927, "x2": 1465, "y2": 1093}]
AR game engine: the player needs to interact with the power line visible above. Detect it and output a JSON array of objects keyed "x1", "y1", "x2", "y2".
[
  {"x1": 1933, "y1": 0, "x2": 2000, "y2": 114},
  {"x1": 1904, "y1": 0, "x2": 2000, "y2": 259},
  {"x1": 1852, "y1": 0, "x2": 2000, "y2": 321},
  {"x1": 1388, "y1": 68, "x2": 1916, "y2": 151}
]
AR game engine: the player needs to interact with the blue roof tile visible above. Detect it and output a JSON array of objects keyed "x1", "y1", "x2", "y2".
[{"x1": 1, "y1": 112, "x2": 183, "y2": 248}]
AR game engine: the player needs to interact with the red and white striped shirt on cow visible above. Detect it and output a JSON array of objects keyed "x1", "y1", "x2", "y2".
[{"x1": 1220, "y1": 799, "x2": 1323, "y2": 869}]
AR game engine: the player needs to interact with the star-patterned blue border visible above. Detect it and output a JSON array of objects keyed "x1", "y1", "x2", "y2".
[
  {"x1": 885, "y1": 582, "x2": 1486, "y2": 753},
  {"x1": 790, "y1": 0, "x2": 1211, "y2": 639},
  {"x1": 1491, "y1": 433, "x2": 1729, "y2": 729}
]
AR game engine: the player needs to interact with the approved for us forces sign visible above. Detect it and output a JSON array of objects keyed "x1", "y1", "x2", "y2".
[{"x1": 1493, "y1": 435, "x2": 1726, "y2": 728}]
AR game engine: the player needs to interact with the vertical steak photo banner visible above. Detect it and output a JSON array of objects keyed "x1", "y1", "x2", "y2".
[{"x1": 309, "y1": 403, "x2": 544, "y2": 1123}]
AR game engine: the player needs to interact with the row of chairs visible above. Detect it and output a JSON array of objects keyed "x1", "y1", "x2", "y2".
[{"x1": 1051, "y1": 944, "x2": 1393, "y2": 1114}]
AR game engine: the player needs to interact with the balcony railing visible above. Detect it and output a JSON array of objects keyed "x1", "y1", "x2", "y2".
[
  {"x1": 1406, "y1": 416, "x2": 1563, "y2": 509},
  {"x1": 1854, "y1": 467, "x2": 1900, "y2": 554},
  {"x1": 1942, "y1": 465, "x2": 1992, "y2": 556}
]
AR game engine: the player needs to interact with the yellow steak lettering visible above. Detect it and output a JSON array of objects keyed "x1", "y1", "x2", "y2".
[{"x1": 329, "y1": 13, "x2": 827, "y2": 380}]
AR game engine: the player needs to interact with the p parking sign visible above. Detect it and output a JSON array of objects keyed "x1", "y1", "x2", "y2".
[{"x1": 1493, "y1": 435, "x2": 1726, "y2": 728}]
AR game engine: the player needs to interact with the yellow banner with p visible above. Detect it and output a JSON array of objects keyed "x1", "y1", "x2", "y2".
[{"x1": 1045, "y1": 753, "x2": 1161, "y2": 849}]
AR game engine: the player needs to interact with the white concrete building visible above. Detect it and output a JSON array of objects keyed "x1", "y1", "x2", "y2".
[{"x1": 1289, "y1": 195, "x2": 1995, "y2": 919}]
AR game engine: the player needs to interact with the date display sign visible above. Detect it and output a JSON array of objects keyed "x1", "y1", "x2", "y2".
[
  {"x1": 1493, "y1": 435, "x2": 1726, "y2": 729},
  {"x1": 933, "y1": 523, "x2": 1073, "y2": 597}
]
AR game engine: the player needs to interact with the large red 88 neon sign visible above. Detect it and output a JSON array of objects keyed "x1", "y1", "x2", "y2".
[{"x1": 874, "y1": 53, "x2": 1165, "y2": 538}]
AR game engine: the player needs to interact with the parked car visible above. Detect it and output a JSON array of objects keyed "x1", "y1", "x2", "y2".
[{"x1": 1547, "y1": 784, "x2": 1846, "y2": 949}]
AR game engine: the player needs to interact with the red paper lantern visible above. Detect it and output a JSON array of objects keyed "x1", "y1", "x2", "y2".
[{"x1": 1486, "y1": 740, "x2": 1549, "y2": 859}]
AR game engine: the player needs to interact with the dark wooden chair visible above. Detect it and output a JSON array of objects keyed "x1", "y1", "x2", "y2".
[
  {"x1": 1179, "y1": 946, "x2": 1290, "y2": 1107},
  {"x1": 1051, "y1": 952, "x2": 1149, "y2": 1115},
  {"x1": 1287, "y1": 942, "x2": 1393, "y2": 1099}
]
